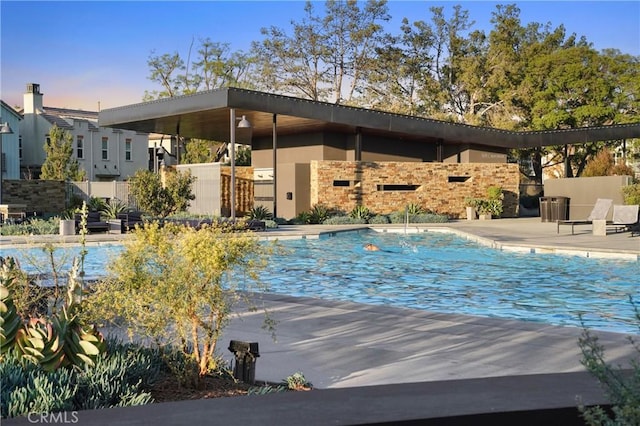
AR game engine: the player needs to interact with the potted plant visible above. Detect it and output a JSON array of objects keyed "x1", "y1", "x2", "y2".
[
  {"x1": 477, "y1": 186, "x2": 504, "y2": 220},
  {"x1": 464, "y1": 197, "x2": 480, "y2": 220}
]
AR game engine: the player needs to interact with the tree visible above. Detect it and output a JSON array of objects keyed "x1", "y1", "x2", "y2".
[
  {"x1": 144, "y1": 39, "x2": 255, "y2": 101},
  {"x1": 84, "y1": 222, "x2": 275, "y2": 379},
  {"x1": 252, "y1": 1, "x2": 330, "y2": 101},
  {"x1": 182, "y1": 139, "x2": 221, "y2": 164},
  {"x1": 144, "y1": 51, "x2": 185, "y2": 100},
  {"x1": 40, "y1": 125, "x2": 86, "y2": 181},
  {"x1": 582, "y1": 150, "x2": 635, "y2": 177},
  {"x1": 251, "y1": 0, "x2": 389, "y2": 103},
  {"x1": 128, "y1": 169, "x2": 195, "y2": 218}
]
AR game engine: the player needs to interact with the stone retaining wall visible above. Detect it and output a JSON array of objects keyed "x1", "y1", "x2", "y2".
[{"x1": 1, "y1": 179, "x2": 66, "y2": 214}]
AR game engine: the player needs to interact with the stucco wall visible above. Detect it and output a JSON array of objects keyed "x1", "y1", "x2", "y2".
[
  {"x1": 310, "y1": 161, "x2": 520, "y2": 218},
  {"x1": 543, "y1": 175, "x2": 633, "y2": 220}
]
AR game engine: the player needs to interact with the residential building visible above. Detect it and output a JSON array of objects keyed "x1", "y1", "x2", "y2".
[
  {"x1": 19, "y1": 83, "x2": 148, "y2": 181},
  {"x1": 0, "y1": 100, "x2": 21, "y2": 182}
]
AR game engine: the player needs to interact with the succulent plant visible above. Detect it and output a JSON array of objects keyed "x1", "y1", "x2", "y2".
[
  {"x1": 1, "y1": 283, "x2": 23, "y2": 354},
  {"x1": 15, "y1": 318, "x2": 65, "y2": 371}
]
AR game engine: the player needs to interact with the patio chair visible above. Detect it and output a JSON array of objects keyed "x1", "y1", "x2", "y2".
[
  {"x1": 606, "y1": 204, "x2": 640, "y2": 234},
  {"x1": 556, "y1": 198, "x2": 612, "y2": 234}
]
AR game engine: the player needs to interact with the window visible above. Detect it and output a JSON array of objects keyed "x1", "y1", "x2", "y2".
[
  {"x1": 376, "y1": 184, "x2": 420, "y2": 191},
  {"x1": 76, "y1": 136, "x2": 84, "y2": 159},
  {"x1": 125, "y1": 139, "x2": 132, "y2": 161},
  {"x1": 19, "y1": 136, "x2": 22, "y2": 160},
  {"x1": 333, "y1": 180, "x2": 350, "y2": 187},
  {"x1": 101, "y1": 137, "x2": 108, "y2": 160},
  {"x1": 448, "y1": 176, "x2": 471, "y2": 183}
]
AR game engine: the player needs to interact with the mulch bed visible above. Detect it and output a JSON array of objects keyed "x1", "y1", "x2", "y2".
[{"x1": 150, "y1": 374, "x2": 253, "y2": 403}]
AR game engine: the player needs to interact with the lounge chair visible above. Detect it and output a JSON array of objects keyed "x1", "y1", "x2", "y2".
[
  {"x1": 556, "y1": 198, "x2": 612, "y2": 234},
  {"x1": 606, "y1": 204, "x2": 640, "y2": 234}
]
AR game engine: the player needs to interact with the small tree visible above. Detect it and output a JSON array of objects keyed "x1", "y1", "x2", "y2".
[
  {"x1": 40, "y1": 124, "x2": 86, "y2": 181},
  {"x1": 83, "y1": 222, "x2": 276, "y2": 380},
  {"x1": 128, "y1": 169, "x2": 195, "y2": 218},
  {"x1": 582, "y1": 150, "x2": 635, "y2": 178}
]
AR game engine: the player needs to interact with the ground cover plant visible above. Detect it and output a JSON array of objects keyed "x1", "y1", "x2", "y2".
[
  {"x1": 0, "y1": 210, "x2": 307, "y2": 419},
  {"x1": 578, "y1": 296, "x2": 640, "y2": 425}
]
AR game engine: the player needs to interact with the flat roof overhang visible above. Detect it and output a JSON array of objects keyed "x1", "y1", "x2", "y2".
[{"x1": 99, "y1": 87, "x2": 640, "y2": 149}]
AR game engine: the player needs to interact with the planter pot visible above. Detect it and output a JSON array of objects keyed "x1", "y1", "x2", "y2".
[
  {"x1": 59, "y1": 219, "x2": 76, "y2": 235},
  {"x1": 479, "y1": 213, "x2": 492, "y2": 220},
  {"x1": 466, "y1": 206, "x2": 477, "y2": 221}
]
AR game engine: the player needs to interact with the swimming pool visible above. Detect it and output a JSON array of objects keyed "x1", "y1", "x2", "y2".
[{"x1": 2, "y1": 230, "x2": 638, "y2": 334}]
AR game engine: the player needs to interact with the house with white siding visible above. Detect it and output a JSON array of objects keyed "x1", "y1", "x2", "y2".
[{"x1": 18, "y1": 83, "x2": 148, "y2": 181}]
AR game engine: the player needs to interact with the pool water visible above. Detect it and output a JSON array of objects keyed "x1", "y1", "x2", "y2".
[
  {"x1": 259, "y1": 231, "x2": 639, "y2": 334},
  {"x1": 2, "y1": 231, "x2": 638, "y2": 334}
]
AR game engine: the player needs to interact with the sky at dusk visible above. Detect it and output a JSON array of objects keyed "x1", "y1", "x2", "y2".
[{"x1": 1, "y1": 0, "x2": 639, "y2": 112}]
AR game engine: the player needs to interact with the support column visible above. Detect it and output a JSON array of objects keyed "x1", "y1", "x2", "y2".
[{"x1": 272, "y1": 114, "x2": 278, "y2": 219}]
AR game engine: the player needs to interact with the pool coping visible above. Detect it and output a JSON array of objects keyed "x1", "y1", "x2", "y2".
[
  {"x1": 2, "y1": 219, "x2": 638, "y2": 261},
  {"x1": 368, "y1": 225, "x2": 640, "y2": 260}
]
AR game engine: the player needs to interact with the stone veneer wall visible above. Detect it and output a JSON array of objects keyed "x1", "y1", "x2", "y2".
[
  {"x1": 310, "y1": 161, "x2": 520, "y2": 218},
  {"x1": 2, "y1": 180, "x2": 67, "y2": 214}
]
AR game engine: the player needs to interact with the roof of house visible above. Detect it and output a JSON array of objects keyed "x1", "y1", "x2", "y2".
[
  {"x1": 0, "y1": 100, "x2": 23, "y2": 120},
  {"x1": 32, "y1": 106, "x2": 100, "y2": 132},
  {"x1": 99, "y1": 87, "x2": 640, "y2": 149}
]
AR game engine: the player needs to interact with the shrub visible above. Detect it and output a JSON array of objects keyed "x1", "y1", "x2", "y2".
[
  {"x1": 578, "y1": 296, "x2": 640, "y2": 425},
  {"x1": 128, "y1": 169, "x2": 195, "y2": 218},
  {"x1": 368, "y1": 214, "x2": 390, "y2": 224},
  {"x1": 389, "y1": 211, "x2": 448, "y2": 224},
  {"x1": 0, "y1": 218, "x2": 60, "y2": 236},
  {"x1": 83, "y1": 222, "x2": 277, "y2": 379},
  {"x1": 583, "y1": 150, "x2": 635, "y2": 178},
  {"x1": 322, "y1": 216, "x2": 367, "y2": 225},
  {"x1": 263, "y1": 219, "x2": 278, "y2": 229},
  {"x1": 622, "y1": 184, "x2": 640, "y2": 205}
]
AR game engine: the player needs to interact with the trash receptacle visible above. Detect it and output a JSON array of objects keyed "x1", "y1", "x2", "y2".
[
  {"x1": 228, "y1": 340, "x2": 259, "y2": 384},
  {"x1": 540, "y1": 196, "x2": 569, "y2": 222}
]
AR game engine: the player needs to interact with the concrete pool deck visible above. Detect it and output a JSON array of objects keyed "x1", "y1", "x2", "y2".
[
  {"x1": 235, "y1": 218, "x2": 638, "y2": 387},
  {"x1": 2, "y1": 217, "x2": 638, "y2": 425}
]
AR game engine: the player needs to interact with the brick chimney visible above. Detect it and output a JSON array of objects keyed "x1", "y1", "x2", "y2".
[{"x1": 23, "y1": 83, "x2": 43, "y2": 114}]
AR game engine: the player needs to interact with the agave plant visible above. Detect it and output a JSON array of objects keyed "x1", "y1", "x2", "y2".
[
  {"x1": 349, "y1": 205, "x2": 372, "y2": 222},
  {"x1": 0, "y1": 283, "x2": 23, "y2": 355},
  {"x1": 56, "y1": 309, "x2": 106, "y2": 368},
  {"x1": 405, "y1": 202, "x2": 424, "y2": 215},
  {"x1": 86, "y1": 196, "x2": 107, "y2": 212},
  {"x1": 0, "y1": 253, "x2": 106, "y2": 371},
  {"x1": 247, "y1": 206, "x2": 273, "y2": 221},
  {"x1": 309, "y1": 204, "x2": 330, "y2": 224},
  {"x1": 15, "y1": 317, "x2": 65, "y2": 371},
  {"x1": 100, "y1": 198, "x2": 129, "y2": 219}
]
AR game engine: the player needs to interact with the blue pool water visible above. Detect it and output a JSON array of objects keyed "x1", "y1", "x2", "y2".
[{"x1": 2, "y1": 231, "x2": 638, "y2": 334}]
